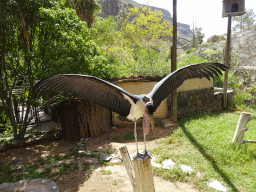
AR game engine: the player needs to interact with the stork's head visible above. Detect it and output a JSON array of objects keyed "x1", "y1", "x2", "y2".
[{"x1": 142, "y1": 96, "x2": 154, "y2": 115}]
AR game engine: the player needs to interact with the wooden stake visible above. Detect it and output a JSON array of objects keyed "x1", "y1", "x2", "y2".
[
  {"x1": 119, "y1": 146, "x2": 137, "y2": 192},
  {"x1": 232, "y1": 112, "x2": 255, "y2": 144},
  {"x1": 119, "y1": 146, "x2": 155, "y2": 192},
  {"x1": 133, "y1": 154, "x2": 155, "y2": 192}
]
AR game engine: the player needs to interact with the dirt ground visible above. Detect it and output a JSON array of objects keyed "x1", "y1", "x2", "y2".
[{"x1": 1, "y1": 124, "x2": 201, "y2": 192}]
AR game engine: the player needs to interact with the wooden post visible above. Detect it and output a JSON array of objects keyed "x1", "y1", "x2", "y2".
[
  {"x1": 170, "y1": 0, "x2": 177, "y2": 121},
  {"x1": 133, "y1": 154, "x2": 155, "y2": 192},
  {"x1": 223, "y1": 16, "x2": 232, "y2": 108},
  {"x1": 119, "y1": 146, "x2": 155, "y2": 192},
  {"x1": 232, "y1": 112, "x2": 255, "y2": 144},
  {"x1": 119, "y1": 146, "x2": 137, "y2": 192}
]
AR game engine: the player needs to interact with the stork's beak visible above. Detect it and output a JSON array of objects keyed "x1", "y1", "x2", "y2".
[
  {"x1": 150, "y1": 114, "x2": 155, "y2": 137},
  {"x1": 143, "y1": 112, "x2": 155, "y2": 137},
  {"x1": 145, "y1": 103, "x2": 155, "y2": 136}
]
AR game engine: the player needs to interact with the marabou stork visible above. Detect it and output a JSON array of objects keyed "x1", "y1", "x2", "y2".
[{"x1": 32, "y1": 63, "x2": 226, "y2": 154}]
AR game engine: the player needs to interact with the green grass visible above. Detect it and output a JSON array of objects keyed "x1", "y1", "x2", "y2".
[
  {"x1": 100, "y1": 169, "x2": 112, "y2": 175},
  {"x1": 151, "y1": 110, "x2": 256, "y2": 191}
]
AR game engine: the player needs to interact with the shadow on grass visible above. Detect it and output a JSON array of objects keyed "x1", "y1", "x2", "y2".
[{"x1": 179, "y1": 111, "x2": 239, "y2": 192}]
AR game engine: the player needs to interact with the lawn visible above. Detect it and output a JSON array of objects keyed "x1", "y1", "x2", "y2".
[{"x1": 151, "y1": 110, "x2": 256, "y2": 191}]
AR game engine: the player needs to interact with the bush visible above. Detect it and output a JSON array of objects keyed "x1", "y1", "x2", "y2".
[
  {"x1": 185, "y1": 48, "x2": 196, "y2": 54},
  {"x1": 177, "y1": 54, "x2": 207, "y2": 69},
  {"x1": 213, "y1": 72, "x2": 240, "y2": 90},
  {"x1": 233, "y1": 90, "x2": 254, "y2": 106}
]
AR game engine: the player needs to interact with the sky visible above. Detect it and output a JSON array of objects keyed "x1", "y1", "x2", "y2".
[{"x1": 132, "y1": 0, "x2": 256, "y2": 41}]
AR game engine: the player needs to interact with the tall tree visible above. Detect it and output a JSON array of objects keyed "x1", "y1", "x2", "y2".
[
  {"x1": 195, "y1": 27, "x2": 205, "y2": 46},
  {"x1": 121, "y1": 6, "x2": 172, "y2": 75},
  {"x1": 233, "y1": 8, "x2": 255, "y2": 32},
  {"x1": 65, "y1": 0, "x2": 101, "y2": 28},
  {"x1": 0, "y1": 0, "x2": 52, "y2": 140},
  {"x1": 0, "y1": 0, "x2": 112, "y2": 141}
]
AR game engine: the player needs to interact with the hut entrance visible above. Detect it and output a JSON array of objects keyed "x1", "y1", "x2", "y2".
[
  {"x1": 58, "y1": 99, "x2": 111, "y2": 141},
  {"x1": 232, "y1": 3, "x2": 238, "y2": 12}
]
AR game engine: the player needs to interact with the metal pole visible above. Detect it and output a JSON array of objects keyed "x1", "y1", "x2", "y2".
[
  {"x1": 171, "y1": 0, "x2": 177, "y2": 121},
  {"x1": 223, "y1": 16, "x2": 232, "y2": 108}
]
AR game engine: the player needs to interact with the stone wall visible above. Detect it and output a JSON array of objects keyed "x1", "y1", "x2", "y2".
[{"x1": 167, "y1": 87, "x2": 233, "y2": 117}]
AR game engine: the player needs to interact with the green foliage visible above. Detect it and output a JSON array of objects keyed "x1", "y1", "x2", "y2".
[
  {"x1": 0, "y1": 0, "x2": 114, "y2": 141},
  {"x1": 177, "y1": 54, "x2": 207, "y2": 69},
  {"x1": 0, "y1": 106, "x2": 8, "y2": 129},
  {"x1": 91, "y1": 16, "x2": 117, "y2": 45},
  {"x1": 202, "y1": 49, "x2": 225, "y2": 63},
  {"x1": 35, "y1": 4, "x2": 113, "y2": 80},
  {"x1": 185, "y1": 48, "x2": 196, "y2": 54},
  {"x1": 125, "y1": 6, "x2": 172, "y2": 41},
  {"x1": 65, "y1": 0, "x2": 101, "y2": 27},
  {"x1": 213, "y1": 72, "x2": 240, "y2": 90},
  {"x1": 1, "y1": 125, "x2": 19, "y2": 138},
  {"x1": 193, "y1": 27, "x2": 205, "y2": 46},
  {"x1": 0, "y1": 161, "x2": 14, "y2": 183},
  {"x1": 233, "y1": 90, "x2": 254, "y2": 106},
  {"x1": 121, "y1": 6, "x2": 172, "y2": 75},
  {"x1": 91, "y1": 7, "x2": 172, "y2": 77}
]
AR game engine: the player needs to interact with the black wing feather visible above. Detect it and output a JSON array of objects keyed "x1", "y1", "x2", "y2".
[
  {"x1": 32, "y1": 74, "x2": 140, "y2": 117},
  {"x1": 147, "y1": 63, "x2": 227, "y2": 111}
]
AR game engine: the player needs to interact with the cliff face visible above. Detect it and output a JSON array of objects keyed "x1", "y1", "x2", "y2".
[{"x1": 96, "y1": 0, "x2": 192, "y2": 45}]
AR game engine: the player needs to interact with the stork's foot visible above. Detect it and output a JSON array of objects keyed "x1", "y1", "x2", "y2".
[{"x1": 135, "y1": 150, "x2": 152, "y2": 159}]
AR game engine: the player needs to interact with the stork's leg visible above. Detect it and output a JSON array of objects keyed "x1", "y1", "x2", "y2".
[
  {"x1": 144, "y1": 133, "x2": 147, "y2": 152},
  {"x1": 134, "y1": 120, "x2": 139, "y2": 154}
]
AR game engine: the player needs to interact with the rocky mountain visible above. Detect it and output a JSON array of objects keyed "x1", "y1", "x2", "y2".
[{"x1": 96, "y1": 0, "x2": 192, "y2": 47}]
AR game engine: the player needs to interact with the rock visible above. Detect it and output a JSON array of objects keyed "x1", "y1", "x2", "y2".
[
  {"x1": 100, "y1": 153, "x2": 113, "y2": 162},
  {"x1": 100, "y1": 153, "x2": 111, "y2": 161},
  {"x1": 0, "y1": 178, "x2": 59, "y2": 192},
  {"x1": 180, "y1": 164, "x2": 194, "y2": 173},
  {"x1": 162, "y1": 159, "x2": 176, "y2": 169},
  {"x1": 207, "y1": 179, "x2": 227, "y2": 192}
]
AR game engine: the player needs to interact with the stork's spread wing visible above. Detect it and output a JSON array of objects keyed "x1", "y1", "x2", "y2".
[
  {"x1": 147, "y1": 63, "x2": 227, "y2": 111},
  {"x1": 32, "y1": 74, "x2": 140, "y2": 116}
]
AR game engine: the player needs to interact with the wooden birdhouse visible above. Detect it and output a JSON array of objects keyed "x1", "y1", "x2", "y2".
[{"x1": 222, "y1": 0, "x2": 246, "y2": 17}]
